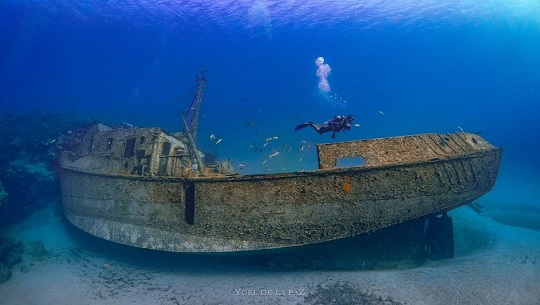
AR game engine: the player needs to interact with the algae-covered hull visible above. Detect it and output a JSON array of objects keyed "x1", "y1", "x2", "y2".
[{"x1": 60, "y1": 130, "x2": 501, "y2": 252}]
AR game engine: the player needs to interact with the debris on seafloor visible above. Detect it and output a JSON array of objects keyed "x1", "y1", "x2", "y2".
[{"x1": 302, "y1": 281, "x2": 404, "y2": 305}]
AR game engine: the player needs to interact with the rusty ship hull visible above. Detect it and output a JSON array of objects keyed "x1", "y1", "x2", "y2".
[{"x1": 59, "y1": 127, "x2": 502, "y2": 252}]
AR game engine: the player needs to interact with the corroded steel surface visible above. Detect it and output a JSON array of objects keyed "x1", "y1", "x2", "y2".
[
  {"x1": 60, "y1": 131, "x2": 502, "y2": 252},
  {"x1": 317, "y1": 132, "x2": 494, "y2": 169}
]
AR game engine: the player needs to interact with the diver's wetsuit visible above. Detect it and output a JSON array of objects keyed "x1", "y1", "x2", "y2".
[{"x1": 295, "y1": 115, "x2": 354, "y2": 138}]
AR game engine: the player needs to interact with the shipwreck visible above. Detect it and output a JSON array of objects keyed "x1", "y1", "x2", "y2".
[{"x1": 58, "y1": 74, "x2": 502, "y2": 256}]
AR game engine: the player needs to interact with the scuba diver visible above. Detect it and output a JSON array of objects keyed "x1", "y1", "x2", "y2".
[{"x1": 295, "y1": 115, "x2": 355, "y2": 138}]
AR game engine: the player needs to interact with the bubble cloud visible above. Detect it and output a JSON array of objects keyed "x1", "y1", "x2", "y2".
[{"x1": 315, "y1": 56, "x2": 331, "y2": 92}]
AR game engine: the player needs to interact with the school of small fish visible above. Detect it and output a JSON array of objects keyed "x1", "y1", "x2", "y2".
[
  {"x1": 207, "y1": 116, "x2": 361, "y2": 172},
  {"x1": 269, "y1": 150, "x2": 279, "y2": 158}
]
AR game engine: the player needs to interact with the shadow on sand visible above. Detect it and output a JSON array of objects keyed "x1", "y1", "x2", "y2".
[{"x1": 63, "y1": 216, "x2": 430, "y2": 272}]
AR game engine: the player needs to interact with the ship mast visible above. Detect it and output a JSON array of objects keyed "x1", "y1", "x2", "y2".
[
  {"x1": 181, "y1": 114, "x2": 205, "y2": 173},
  {"x1": 182, "y1": 71, "x2": 207, "y2": 174},
  {"x1": 186, "y1": 71, "x2": 207, "y2": 142}
]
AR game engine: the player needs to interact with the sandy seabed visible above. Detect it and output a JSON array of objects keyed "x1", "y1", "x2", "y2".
[{"x1": 0, "y1": 201, "x2": 539, "y2": 305}]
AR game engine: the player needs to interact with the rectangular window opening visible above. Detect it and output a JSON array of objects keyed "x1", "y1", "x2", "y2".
[
  {"x1": 107, "y1": 137, "x2": 114, "y2": 150},
  {"x1": 335, "y1": 156, "x2": 365, "y2": 168},
  {"x1": 158, "y1": 142, "x2": 171, "y2": 175},
  {"x1": 124, "y1": 138, "x2": 136, "y2": 158}
]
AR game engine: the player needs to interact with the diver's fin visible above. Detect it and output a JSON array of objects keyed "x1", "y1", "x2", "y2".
[{"x1": 295, "y1": 123, "x2": 312, "y2": 131}]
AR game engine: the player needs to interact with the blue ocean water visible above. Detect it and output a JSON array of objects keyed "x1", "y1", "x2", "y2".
[
  {"x1": 1, "y1": 1, "x2": 540, "y2": 304},
  {"x1": 2, "y1": 1, "x2": 540, "y2": 176}
]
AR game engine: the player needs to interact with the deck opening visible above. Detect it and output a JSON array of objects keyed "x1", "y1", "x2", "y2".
[
  {"x1": 185, "y1": 182, "x2": 195, "y2": 225},
  {"x1": 107, "y1": 137, "x2": 114, "y2": 150},
  {"x1": 124, "y1": 137, "x2": 136, "y2": 158},
  {"x1": 158, "y1": 142, "x2": 171, "y2": 175},
  {"x1": 132, "y1": 150, "x2": 146, "y2": 175},
  {"x1": 335, "y1": 156, "x2": 365, "y2": 168}
]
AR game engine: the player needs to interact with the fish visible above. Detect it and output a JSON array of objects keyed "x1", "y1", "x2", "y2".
[
  {"x1": 300, "y1": 145, "x2": 304, "y2": 151},
  {"x1": 262, "y1": 160, "x2": 268, "y2": 164},
  {"x1": 210, "y1": 134, "x2": 215, "y2": 139},
  {"x1": 246, "y1": 121, "x2": 255, "y2": 127},
  {"x1": 215, "y1": 138, "x2": 222, "y2": 144},
  {"x1": 458, "y1": 126, "x2": 464, "y2": 132},
  {"x1": 269, "y1": 150, "x2": 279, "y2": 158},
  {"x1": 265, "y1": 136, "x2": 278, "y2": 142},
  {"x1": 353, "y1": 124, "x2": 360, "y2": 127},
  {"x1": 263, "y1": 142, "x2": 269, "y2": 147},
  {"x1": 378, "y1": 110, "x2": 384, "y2": 115},
  {"x1": 238, "y1": 162, "x2": 245, "y2": 170}
]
